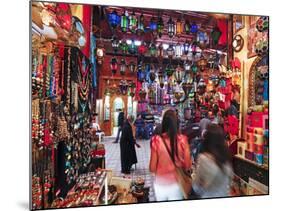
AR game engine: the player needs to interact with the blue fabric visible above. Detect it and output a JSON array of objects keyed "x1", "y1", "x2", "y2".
[
  {"x1": 263, "y1": 79, "x2": 269, "y2": 101},
  {"x1": 90, "y1": 35, "x2": 97, "y2": 88}
]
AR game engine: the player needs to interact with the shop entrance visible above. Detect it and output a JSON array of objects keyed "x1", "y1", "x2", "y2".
[{"x1": 112, "y1": 97, "x2": 124, "y2": 136}]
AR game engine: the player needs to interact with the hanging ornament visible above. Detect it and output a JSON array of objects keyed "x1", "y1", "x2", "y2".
[
  {"x1": 157, "y1": 16, "x2": 164, "y2": 38},
  {"x1": 197, "y1": 31, "x2": 209, "y2": 49},
  {"x1": 119, "y1": 80, "x2": 128, "y2": 95},
  {"x1": 129, "y1": 11, "x2": 137, "y2": 33},
  {"x1": 110, "y1": 57, "x2": 118, "y2": 74},
  {"x1": 137, "y1": 13, "x2": 145, "y2": 35},
  {"x1": 197, "y1": 55, "x2": 208, "y2": 71},
  {"x1": 191, "y1": 63, "x2": 198, "y2": 73},
  {"x1": 256, "y1": 16, "x2": 269, "y2": 32},
  {"x1": 157, "y1": 43, "x2": 164, "y2": 58},
  {"x1": 165, "y1": 64, "x2": 174, "y2": 77},
  {"x1": 111, "y1": 36, "x2": 119, "y2": 53},
  {"x1": 137, "y1": 63, "x2": 145, "y2": 82},
  {"x1": 184, "y1": 20, "x2": 191, "y2": 34},
  {"x1": 211, "y1": 26, "x2": 222, "y2": 45},
  {"x1": 167, "y1": 17, "x2": 175, "y2": 38},
  {"x1": 128, "y1": 82, "x2": 136, "y2": 97},
  {"x1": 190, "y1": 22, "x2": 198, "y2": 34},
  {"x1": 107, "y1": 10, "x2": 120, "y2": 29},
  {"x1": 158, "y1": 71, "x2": 165, "y2": 88},
  {"x1": 174, "y1": 65, "x2": 185, "y2": 84},
  {"x1": 128, "y1": 61, "x2": 136, "y2": 73},
  {"x1": 121, "y1": 10, "x2": 129, "y2": 32},
  {"x1": 150, "y1": 17, "x2": 157, "y2": 36},
  {"x1": 166, "y1": 44, "x2": 175, "y2": 58},
  {"x1": 139, "y1": 89, "x2": 147, "y2": 102},
  {"x1": 175, "y1": 42, "x2": 183, "y2": 58},
  {"x1": 183, "y1": 40, "x2": 190, "y2": 55},
  {"x1": 149, "y1": 42, "x2": 157, "y2": 57},
  {"x1": 197, "y1": 78, "x2": 206, "y2": 95},
  {"x1": 138, "y1": 42, "x2": 148, "y2": 55},
  {"x1": 176, "y1": 18, "x2": 183, "y2": 37},
  {"x1": 96, "y1": 45, "x2": 105, "y2": 65},
  {"x1": 183, "y1": 60, "x2": 191, "y2": 72},
  {"x1": 128, "y1": 40, "x2": 137, "y2": 54},
  {"x1": 120, "y1": 58, "x2": 127, "y2": 75},
  {"x1": 119, "y1": 39, "x2": 129, "y2": 53}
]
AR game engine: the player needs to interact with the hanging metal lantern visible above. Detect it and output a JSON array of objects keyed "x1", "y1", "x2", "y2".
[
  {"x1": 128, "y1": 40, "x2": 137, "y2": 54},
  {"x1": 157, "y1": 16, "x2": 164, "y2": 38},
  {"x1": 110, "y1": 57, "x2": 118, "y2": 74},
  {"x1": 128, "y1": 61, "x2": 136, "y2": 73},
  {"x1": 120, "y1": 58, "x2": 127, "y2": 75},
  {"x1": 175, "y1": 42, "x2": 182, "y2": 58},
  {"x1": 176, "y1": 18, "x2": 183, "y2": 37},
  {"x1": 128, "y1": 82, "x2": 136, "y2": 97},
  {"x1": 197, "y1": 55, "x2": 208, "y2": 71},
  {"x1": 184, "y1": 20, "x2": 191, "y2": 34},
  {"x1": 138, "y1": 42, "x2": 147, "y2": 55},
  {"x1": 96, "y1": 45, "x2": 105, "y2": 65},
  {"x1": 137, "y1": 13, "x2": 145, "y2": 35},
  {"x1": 157, "y1": 43, "x2": 164, "y2": 58},
  {"x1": 167, "y1": 17, "x2": 175, "y2": 38},
  {"x1": 174, "y1": 65, "x2": 185, "y2": 84},
  {"x1": 191, "y1": 63, "x2": 198, "y2": 73},
  {"x1": 190, "y1": 22, "x2": 198, "y2": 34},
  {"x1": 119, "y1": 80, "x2": 128, "y2": 95},
  {"x1": 121, "y1": 10, "x2": 129, "y2": 32},
  {"x1": 137, "y1": 63, "x2": 145, "y2": 82},
  {"x1": 107, "y1": 10, "x2": 120, "y2": 29},
  {"x1": 197, "y1": 78, "x2": 206, "y2": 95},
  {"x1": 129, "y1": 11, "x2": 137, "y2": 33},
  {"x1": 166, "y1": 44, "x2": 175, "y2": 58},
  {"x1": 139, "y1": 88, "x2": 147, "y2": 101},
  {"x1": 111, "y1": 36, "x2": 119, "y2": 53},
  {"x1": 150, "y1": 17, "x2": 157, "y2": 36},
  {"x1": 149, "y1": 42, "x2": 157, "y2": 57},
  {"x1": 158, "y1": 71, "x2": 165, "y2": 88},
  {"x1": 165, "y1": 64, "x2": 174, "y2": 77},
  {"x1": 197, "y1": 31, "x2": 209, "y2": 49},
  {"x1": 183, "y1": 60, "x2": 191, "y2": 72},
  {"x1": 191, "y1": 41, "x2": 198, "y2": 56},
  {"x1": 183, "y1": 40, "x2": 190, "y2": 55},
  {"x1": 211, "y1": 26, "x2": 222, "y2": 45},
  {"x1": 119, "y1": 39, "x2": 128, "y2": 53}
]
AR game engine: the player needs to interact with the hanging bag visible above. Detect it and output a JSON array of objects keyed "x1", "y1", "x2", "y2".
[{"x1": 161, "y1": 136, "x2": 192, "y2": 199}]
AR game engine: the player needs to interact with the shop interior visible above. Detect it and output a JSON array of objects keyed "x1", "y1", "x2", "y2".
[{"x1": 31, "y1": 2, "x2": 269, "y2": 209}]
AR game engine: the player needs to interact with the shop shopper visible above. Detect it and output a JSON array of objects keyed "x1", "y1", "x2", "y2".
[
  {"x1": 192, "y1": 124, "x2": 233, "y2": 198},
  {"x1": 113, "y1": 109, "x2": 125, "y2": 143},
  {"x1": 120, "y1": 115, "x2": 138, "y2": 176},
  {"x1": 149, "y1": 109, "x2": 192, "y2": 201},
  {"x1": 134, "y1": 114, "x2": 145, "y2": 139}
]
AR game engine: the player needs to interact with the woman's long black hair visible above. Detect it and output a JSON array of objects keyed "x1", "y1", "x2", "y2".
[
  {"x1": 161, "y1": 109, "x2": 178, "y2": 162},
  {"x1": 201, "y1": 124, "x2": 231, "y2": 170}
]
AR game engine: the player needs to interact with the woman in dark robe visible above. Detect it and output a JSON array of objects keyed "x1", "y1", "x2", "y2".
[{"x1": 120, "y1": 115, "x2": 138, "y2": 176}]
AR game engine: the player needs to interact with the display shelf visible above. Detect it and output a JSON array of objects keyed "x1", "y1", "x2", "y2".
[{"x1": 234, "y1": 155, "x2": 268, "y2": 170}]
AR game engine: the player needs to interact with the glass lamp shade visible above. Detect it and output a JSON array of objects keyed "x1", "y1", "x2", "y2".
[
  {"x1": 197, "y1": 31, "x2": 209, "y2": 49},
  {"x1": 176, "y1": 18, "x2": 183, "y2": 37},
  {"x1": 96, "y1": 47, "x2": 104, "y2": 65},
  {"x1": 167, "y1": 17, "x2": 175, "y2": 38},
  {"x1": 150, "y1": 17, "x2": 157, "y2": 36},
  {"x1": 111, "y1": 36, "x2": 119, "y2": 52},
  {"x1": 191, "y1": 41, "x2": 198, "y2": 55},
  {"x1": 110, "y1": 57, "x2": 118, "y2": 74},
  {"x1": 211, "y1": 26, "x2": 222, "y2": 45},
  {"x1": 158, "y1": 72, "x2": 165, "y2": 88},
  {"x1": 191, "y1": 63, "x2": 198, "y2": 73},
  {"x1": 149, "y1": 42, "x2": 157, "y2": 57},
  {"x1": 108, "y1": 10, "x2": 120, "y2": 29},
  {"x1": 157, "y1": 43, "x2": 164, "y2": 58},
  {"x1": 119, "y1": 80, "x2": 128, "y2": 95},
  {"x1": 184, "y1": 20, "x2": 191, "y2": 34},
  {"x1": 190, "y1": 22, "x2": 198, "y2": 34},
  {"x1": 120, "y1": 59, "x2": 127, "y2": 75},
  {"x1": 157, "y1": 17, "x2": 164, "y2": 38},
  {"x1": 128, "y1": 40, "x2": 137, "y2": 54},
  {"x1": 121, "y1": 11, "x2": 129, "y2": 32},
  {"x1": 183, "y1": 40, "x2": 190, "y2": 55},
  {"x1": 183, "y1": 60, "x2": 191, "y2": 72},
  {"x1": 129, "y1": 12, "x2": 137, "y2": 33},
  {"x1": 165, "y1": 64, "x2": 174, "y2": 77},
  {"x1": 175, "y1": 43, "x2": 182, "y2": 58},
  {"x1": 128, "y1": 61, "x2": 136, "y2": 73},
  {"x1": 167, "y1": 44, "x2": 175, "y2": 58},
  {"x1": 119, "y1": 39, "x2": 129, "y2": 53},
  {"x1": 138, "y1": 43, "x2": 147, "y2": 55},
  {"x1": 174, "y1": 65, "x2": 184, "y2": 84},
  {"x1": 137, "y1": 14, "x2": 145, "y2": 35}
]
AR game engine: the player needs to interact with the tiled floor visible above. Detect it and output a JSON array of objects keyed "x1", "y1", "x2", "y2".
[{"x1": 103, "y1": 136, "x2": 156, "y2": 202}]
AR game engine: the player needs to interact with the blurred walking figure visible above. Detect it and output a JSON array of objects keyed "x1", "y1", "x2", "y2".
[
  {"x1": 113, "y1": 109, "x2": 124, "y2": 143},
  {"x1": 149, "y1": 109, "x2": 192, "y2": 201},
  {"x1": 192, "y1": 124, "x2": 233, "y2": 198}
]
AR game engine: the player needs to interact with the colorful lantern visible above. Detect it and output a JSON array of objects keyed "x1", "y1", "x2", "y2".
[
  {"x1": 211, "y1": 26, "x2": 222, "y2": 45},
  {"x1": 167, "y1": 44, "x2": 175, "y2": 58},
  {"x1": 110, "y1": 57, "x2": 118, "y2": 74},
  {"x1": 149, "y1": 42, "x2": 157, "y2": 57},
  {"x1": 183, "y1": 40, "x2": 190, "y2": 55},
  {"x1": 138, "y1": 42, "x2": 147, "y2": 55},
  {"x1": 129, "y1": 11, "x2": 137, "y2": 33},
  {"x1": 165, "y1": 64, "x2": 174, "y2": 77},
  {"x1": 119, "y1": 39, "x2": 128, "y2": 53},
  {"x1": 158, "y1": 71, "x2": 165, "y2": 88},
  {"x1": 139, "y1": 89, "x2": 147, "y2": 101},
  {"x1": 197, "y1": 31, "x2": 209, "y2": 49},
  {"x1": 197, "y1": 56, "x2": 208, "y2": 71},
  {"x1": 129, "y1": 82, "x2": 136, "y2": 97},
  {"x1": 176, "y1": 18, "x2": 183, "y2": 37},
  {"x1": 121, "y1": 10, "x2": 129, "y2": 32},
  {"x1": 183, "y1": 60, "x2": 191, "y2": 72},
  {"x1": 111, "y1": 36, "x2": 119, "y2": 52},
  {"x1": 119, "y1": 80, "x2": 128, "y2": 95},
  {"x1": 150, "y1": 17, "x2": 157, "y2": 36},
  {"x1": 157, "y1": 17, "x2": 164, "y2": 38},
  {"x1": 137, "y1": 13, "x2": 145, "y2": 35},
  {"x1": 190, "y1": 22, "x2": 198, "y2": 34},
  {"x1": 96, "y1": 45, "x2": 105, "y2": 65},
  {"x1": 174, "y1": 65, "x2": 185, "y2": 84},
  {"x1": 184, "y1": 20, "x2": 191, "y2": 34},
  {"x1": 167, "y1": 17, "x2": 175, "y2": 38},
  {"x1": 120, "y1": 58, "x2": 127, "y2": 75},
  {"x1": 191, "y1": 63, "x2": 198, "y2": 73},
  {"x1": 128, "y1": 40, "x2": 137, "y2": 54},
  {"x1": 157, "y1": 43, "x2": 164, "y2": 58},
  {"x1": 175, "y1": 42, "x2": 182, "y2": 58},
  {"x1": 108, "y1": 10, "x2": 120, "y2": 29},
  {"x1": 128, "y1": 61, "x2": 136, "y2": 73}
]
